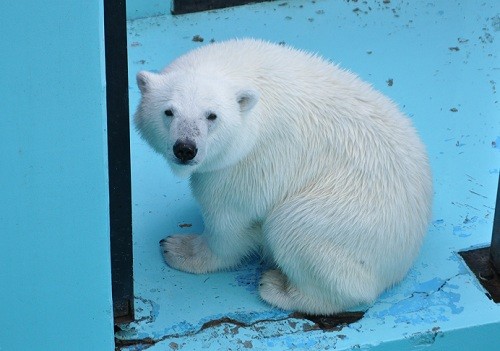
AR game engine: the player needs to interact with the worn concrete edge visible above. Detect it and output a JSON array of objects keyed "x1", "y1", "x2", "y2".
[{"x1": 115, "y1": 316, "x2": 499, "y2": 350}]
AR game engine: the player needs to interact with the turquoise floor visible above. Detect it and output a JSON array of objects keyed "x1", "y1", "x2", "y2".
[{"x1": 117, "y1": 1, "x2": 500, "y2": 350}]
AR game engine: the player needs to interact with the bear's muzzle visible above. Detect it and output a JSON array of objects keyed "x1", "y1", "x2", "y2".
[{"x1": 173, "y1": 139, "x2": 198, "y2": 163}]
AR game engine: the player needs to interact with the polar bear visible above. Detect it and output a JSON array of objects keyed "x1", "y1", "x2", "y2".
[{"x1": 134, "y1": 39, "x2": 432, "y2": 315}]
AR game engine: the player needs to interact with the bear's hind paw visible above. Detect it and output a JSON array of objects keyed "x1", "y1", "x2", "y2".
[
  {"x1": 258, "y1": 269, "x2": 298, "y2": 310},
  {"x1": 259, "y1": 269, "x2": 343, "y2": 315}
]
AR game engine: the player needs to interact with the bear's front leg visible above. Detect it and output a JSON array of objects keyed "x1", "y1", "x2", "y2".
[{"x1": 160, "y1": 211, "x2": 259, "y2": 274}]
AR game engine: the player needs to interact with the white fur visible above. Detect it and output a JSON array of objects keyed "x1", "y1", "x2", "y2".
[{"x1": 134, "y1": 39, "x2": 433, "y2": 315}]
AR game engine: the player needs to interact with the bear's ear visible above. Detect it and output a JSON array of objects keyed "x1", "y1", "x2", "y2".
[
  {"x1": 136, "y1": 71, "x2": 156, "y2": 94},
  {"x1": 236, "y1": 89, "x2": 259, "y2": 113}
]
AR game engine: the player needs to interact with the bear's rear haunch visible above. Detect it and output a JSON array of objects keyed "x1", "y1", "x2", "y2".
[{"x1": 134, "y1": 39, "x2": 432, "y2": 315}]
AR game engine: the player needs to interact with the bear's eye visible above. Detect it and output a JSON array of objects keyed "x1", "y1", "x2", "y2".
[
  {"x1": 164, "y1": 109, "x2": 174, "y2": 117},
  {"x1": 207, "y1": 113, "x2": 217, "y2": 121}
]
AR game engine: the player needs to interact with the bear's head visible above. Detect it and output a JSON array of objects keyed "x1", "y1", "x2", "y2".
[{"x1": 134, "y1": 70, "x2": 260, "y2": 178}]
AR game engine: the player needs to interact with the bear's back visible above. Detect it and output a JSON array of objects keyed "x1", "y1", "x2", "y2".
[{"x1": 164, "y1": 39, "x2": 343, "y2": 84}]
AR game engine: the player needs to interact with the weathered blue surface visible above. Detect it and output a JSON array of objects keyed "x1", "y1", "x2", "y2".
[
  {"x1": 127, "y1": 0, "x2": 170, "y2": 20},
  {"x1": 0, "y1": 1, "x2": 115, "y2": 350},
  {"x1": 122, "y1": 0, "x2": 500, "y2": 350}
]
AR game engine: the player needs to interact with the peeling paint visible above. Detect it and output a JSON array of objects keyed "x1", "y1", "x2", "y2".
[
  {"x1": 453, "y1": 225, "x2": 472, "y2": 238},
  {"x1": 406, "y1": 326, "x2": 444, "y2": 347},
  {"x1": 371, "y1": 276, "x2": 464, "y2": 324},
  {"x1": 493, "y1": 136, "x2": 500, "y2": 150},
  {"x1": 116, "y1": 310, "x2": 364, "y2": 350}
]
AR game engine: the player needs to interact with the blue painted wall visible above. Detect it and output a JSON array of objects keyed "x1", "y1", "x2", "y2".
[{"x1": 0, "y1": 2, "x2": 115, "y2": 350}]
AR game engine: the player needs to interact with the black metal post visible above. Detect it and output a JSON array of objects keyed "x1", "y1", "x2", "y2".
[
  {"x1": 104, "y1": 0, "x2": 134, "y2": 323},
  {"x1": 458, "y1": 174, "x2": 500, "y2": 302},
  {"x1": 490, "y1": 175, "x2": 500, "y2": 274}
]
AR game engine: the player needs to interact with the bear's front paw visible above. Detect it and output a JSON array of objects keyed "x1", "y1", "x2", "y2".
[{"x1": 160, "y1": 234, "x2": 219, "y2": 274}]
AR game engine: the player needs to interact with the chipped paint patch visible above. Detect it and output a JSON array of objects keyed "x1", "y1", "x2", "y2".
[
  {"x1": 405, "y1": 326, "x2": 444, "y2": 347},
  {"x1": 453, "y1": 225, "x2": 472, "y2": 238},
  {"x1": 492, "y1": 136, "x2": 500, "y2": 150},
  {"x1": 371, "y1": 276, "x2": 464, "y2": 324},
  {"x1": 117, "y1": 310, "x2": 363, "y2": 350}
]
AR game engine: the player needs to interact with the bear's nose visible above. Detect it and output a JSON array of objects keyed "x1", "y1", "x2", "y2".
[{"x1": 173, "y1": 140, "x2": 198, "y2": 162}]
